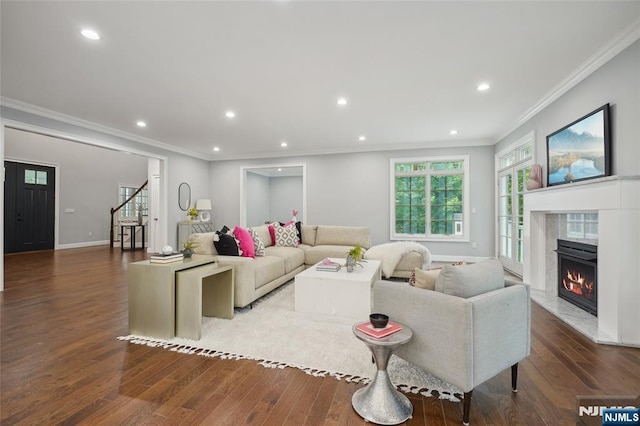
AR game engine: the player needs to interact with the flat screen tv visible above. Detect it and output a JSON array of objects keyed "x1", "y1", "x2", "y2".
[{"x1": 546, "y1": 103, "x2": 611, "y2": 186}]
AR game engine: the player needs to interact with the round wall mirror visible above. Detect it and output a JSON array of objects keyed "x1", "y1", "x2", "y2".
[{"x1": 178, "y1": 182, "x2": 191, "y2": 211}]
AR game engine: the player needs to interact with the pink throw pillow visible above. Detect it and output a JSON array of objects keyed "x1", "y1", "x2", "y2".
[
  {"x1": 268, "y1": 224, "x2": 276, "y2": 245},
  {"x1": 233, "y1": 226, "x2": 255, "y2": 258}
]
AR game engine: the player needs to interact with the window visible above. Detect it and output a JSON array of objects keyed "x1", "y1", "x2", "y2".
[
  {"x1": 391, "y1": 156, "x2": 469, "y2": 240},
  {"x1": 24, "y1": 169, "x2": 48, "y2": 185},
  {"x1": 119, "y1": 186, "x2": 148, "y2": 219},
  {"x1": 567, "y1": 213, "x2": 598, "y2": 239}
]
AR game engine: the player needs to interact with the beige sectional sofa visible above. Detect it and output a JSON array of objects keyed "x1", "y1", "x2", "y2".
[{"x1": 188, "y1": 224, "x2": 370, "y2": 308}]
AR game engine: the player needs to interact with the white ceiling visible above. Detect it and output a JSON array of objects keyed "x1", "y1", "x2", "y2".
[{"x1": 1, "y1": 1, "x2": 639, "y2": 161}]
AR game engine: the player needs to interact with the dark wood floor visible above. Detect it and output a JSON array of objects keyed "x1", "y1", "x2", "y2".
[{"x1": 2, "y1": 247, "x2": 639, "y2": 425}]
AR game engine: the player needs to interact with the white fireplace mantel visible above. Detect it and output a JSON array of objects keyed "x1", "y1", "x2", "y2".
[{"x1": 523, "y1": 176, "x2": 640, "y2": 346}]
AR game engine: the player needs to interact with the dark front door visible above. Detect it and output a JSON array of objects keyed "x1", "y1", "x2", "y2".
[{"x1": 4, "y1": 161, "x2": 56, "y2": 253}]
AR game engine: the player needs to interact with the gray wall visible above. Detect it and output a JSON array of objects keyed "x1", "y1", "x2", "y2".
[
  {"x1": 210, "y1": 145, "x2": 495, "y2": 257},
  {"x1": 1, "y1": 106, "x2": 212, "y2": 247},
  {"x1": 495, "y1": 40, "x2": 640, "y2": 179},
  {"x1": 245, "y1": 173, "x2": 303, "y2": 227},
  {"x1": 5, "y1": 127, "x2": 148, "y2": 245},
  {"x1": 269, "y1": 176, "x2": 303, "y2": 224},
  {"x1": 246, "y1": 172, "x2": 270, "y2": 226}
]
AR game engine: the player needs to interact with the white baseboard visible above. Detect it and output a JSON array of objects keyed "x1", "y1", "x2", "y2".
[
  {"x1": 431, "y1": 255, "x2": 491, "y2": 263},
  {"x1": 56, "y1": 240, "x2": 110, "y2": 250}
]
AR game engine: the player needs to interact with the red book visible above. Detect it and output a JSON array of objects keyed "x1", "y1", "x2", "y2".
[{"x1": 356, "y1": 321, "x2": 402, "y2": 339}]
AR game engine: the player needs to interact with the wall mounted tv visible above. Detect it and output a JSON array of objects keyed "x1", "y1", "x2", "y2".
[{"x1": 546, "y1": 103, "x2": 611, "y2": 186}]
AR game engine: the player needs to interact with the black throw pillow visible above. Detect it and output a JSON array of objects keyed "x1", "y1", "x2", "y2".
[{"x1": 214, "y1": 230, "x2": 240, "y2": 256}]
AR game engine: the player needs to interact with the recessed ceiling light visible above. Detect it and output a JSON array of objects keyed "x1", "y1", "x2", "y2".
[
  {"x1": 280, "y1": 141, "x2": 288, "y2": 148},
  {"x1": 81, "y1": 28, "x2": 100, "y2": 40},
  {"x1": 225, "y1": 111, "x2": 235, "y2": 118},
  {"x1": 136, "y1": 121, "x2": 146, "y2": 128},
  {"x1": 358, "y1": 136, "x2": 366, "y2": 141},
  {"x1": 277, "y1": 168, "x2": 283, "y2": 172},
  {"x1": 476, "y1": 83, "x2": 491, "y2": 92},
  {"x1": 449, "y1": 129, "x2": 458, "y2": 135},
  {"x1": 337, "y1": 97, "x2": 348, "y2": 106},
  {"x1": 213, "y1": 147, "x2": 220, "y2": 152}
]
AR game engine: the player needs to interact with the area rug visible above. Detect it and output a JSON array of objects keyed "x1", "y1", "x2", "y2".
[{"x1": 119, "y1": 282, "x2": 462, "y2": 401}]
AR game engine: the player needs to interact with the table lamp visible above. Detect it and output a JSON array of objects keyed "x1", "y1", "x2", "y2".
[{"x1": 195, "y1": 199, "x2": 212, "y2": 222}]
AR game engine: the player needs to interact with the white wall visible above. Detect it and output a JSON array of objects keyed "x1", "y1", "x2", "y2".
[
  {"x1": 210, "y1": 145, "x2": 495, "y2": 257},
  {"x1": 495, "y1": 40, "x2": 640, "y2": 179}
]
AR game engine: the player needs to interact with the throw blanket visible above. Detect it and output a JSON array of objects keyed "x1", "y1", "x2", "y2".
[{"x1": 364, "y1": 242, "x2": 431, "y2": 278}]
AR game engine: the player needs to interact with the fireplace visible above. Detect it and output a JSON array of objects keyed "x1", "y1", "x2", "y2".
[{"x1": 556, "y1": 239, "x2": 597, "y2": 316}]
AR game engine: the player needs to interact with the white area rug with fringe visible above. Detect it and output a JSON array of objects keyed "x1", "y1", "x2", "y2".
[{"x1": 119, "y1": 281, "x2": 461, "y2": 401}]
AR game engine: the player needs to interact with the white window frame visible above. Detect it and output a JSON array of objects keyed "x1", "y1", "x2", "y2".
[
  {"x1": 118, "y1": 184, "x2": 148, "y2": 220},
  {"x1": 390, "y1": 155, "x2": 470, "y2": 242}
]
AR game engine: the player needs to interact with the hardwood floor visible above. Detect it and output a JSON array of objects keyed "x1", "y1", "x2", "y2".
[{"x1": 2, "y1": 247, "x2": 639, "y2": 425}]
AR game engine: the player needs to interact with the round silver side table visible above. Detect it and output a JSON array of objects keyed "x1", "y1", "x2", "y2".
[{"x1": 351, "y1": 321, "x2": 413, "y2": 425}]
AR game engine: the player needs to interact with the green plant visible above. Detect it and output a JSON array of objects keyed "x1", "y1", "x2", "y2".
[
  {"x1": 348, "y1": 245, "x2": 364, "y2": 262},
  {"x1": 183, "y1": 241, "x2": 199, "y2": 250},
  {"x1": 187, "y1": 207, "x2": 198, "y2": 217}
]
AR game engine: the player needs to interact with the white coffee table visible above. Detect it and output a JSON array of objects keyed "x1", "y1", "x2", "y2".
[{"x1": 294, "y1": 258, "x2": 381, "y2": 320}]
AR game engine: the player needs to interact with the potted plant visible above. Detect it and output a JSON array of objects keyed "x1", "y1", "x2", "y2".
[
  {"x1": 187, "y1": 207, "x2": 198, "y2": 221},
  {"x1": 182, "y1": 240, "x2": 198, "y2": 258},
  {"x1": 346, "y1": 245, "x2": 365, "y2": 272}
]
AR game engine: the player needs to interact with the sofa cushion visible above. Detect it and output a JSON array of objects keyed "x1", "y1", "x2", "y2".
[
  {"x1": 247, "y1": 227, "x2": 266, "y2": 256},
  {"x1": 252, "y1": 256, "x2": 285, "y2": 289},
  {"x1": 314, "y1": 226, "x2": 370, "y2": 249},
  {"x1": 264, "y1": 246, "x2": 304, "y2": 273},
  {"x1": 301, "y1": 225, "x2": 317, "y2": 246},
  {"x1": 188, "y1": 232, "x2": 218, "y2": 255},
  {"x1": 303, "y1": 245, "x2": 352, "y2": 266},
  {"x1": 435, "y1": 259, "x2": 505, "y2": 298},
  {"x1": 233, "y1": 226, "x2": 255, "y2": 258},
  {"x1": 274, "y1": 222, "x2": 299, "y2": 247}
]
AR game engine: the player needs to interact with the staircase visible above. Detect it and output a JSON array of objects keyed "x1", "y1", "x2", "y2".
[{"x1": 110, "y1": 180, "x2": 148, "y2": 248}]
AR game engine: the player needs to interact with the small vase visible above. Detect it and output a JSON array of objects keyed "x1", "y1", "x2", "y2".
[
  {"x1": 346, "y1": 254, "x2": 355, "y2": 273},
  {"x1": 182, "y1": 249, "x2": 193, "y2": 258}
]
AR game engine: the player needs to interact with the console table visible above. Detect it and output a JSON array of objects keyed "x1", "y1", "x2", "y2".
[
  {"x1": 120, "y1": 224, "x2": 146, "y2": 251},
  {"x1": 128, "y1": 256, "x2": 233, "y2": 340}
]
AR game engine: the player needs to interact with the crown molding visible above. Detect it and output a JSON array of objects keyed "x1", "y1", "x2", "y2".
[
  {"x1": 496, "y1": 17, "x2": 640, "y2": 142},
  {"x1": 0, "y1": 97, "x2": 208, "y2": 160},
  {"x1": 210, "y1": 138, "x2": 494, "y2": 162}
]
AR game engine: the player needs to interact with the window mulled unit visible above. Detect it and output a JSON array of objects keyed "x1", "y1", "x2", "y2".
[{"x1": 390, "y1": 155, "x2": 469, "y2": 241}]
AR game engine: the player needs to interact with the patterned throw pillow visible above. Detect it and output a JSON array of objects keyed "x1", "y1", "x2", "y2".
[
  {"x1": 274, "y1": 222, "x2": 299, "y2": 247},
  {"x1": 248, "y1": 227, "x2": 266, "y2": 256}
]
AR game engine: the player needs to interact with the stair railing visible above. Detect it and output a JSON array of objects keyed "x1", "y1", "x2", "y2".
[{"x1": 110, "y1": 180, "x2": 148, "y2": 248}]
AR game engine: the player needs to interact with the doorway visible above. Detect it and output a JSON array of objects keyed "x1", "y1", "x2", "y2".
[{"x1": 4, "y1": 161, "x2": 56, "y2": 253}]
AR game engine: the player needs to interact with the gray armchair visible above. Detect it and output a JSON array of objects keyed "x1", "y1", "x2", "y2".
[{"x1": 372, "y1": 260, "x2": 531, "y2": 425}]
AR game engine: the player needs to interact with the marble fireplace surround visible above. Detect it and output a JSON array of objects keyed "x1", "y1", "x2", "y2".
[{"x1": 523, "y1": 176, "x2": 640, "y2": 347}]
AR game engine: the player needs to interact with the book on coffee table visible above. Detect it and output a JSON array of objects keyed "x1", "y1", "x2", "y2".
[
  {"x1": 356, "y1": 321, "x2": 402, "y2": 339},
  {"x1": 150, "y1": 253, "x2": 184, "y2": 264}
]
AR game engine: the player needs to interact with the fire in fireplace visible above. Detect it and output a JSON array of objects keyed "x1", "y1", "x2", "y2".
[{"x1": 556, "y1": 239, "x2": 597, "y2": 316}]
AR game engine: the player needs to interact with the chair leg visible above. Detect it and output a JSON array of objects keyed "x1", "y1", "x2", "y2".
[
  {"x1": 463, "y1": 390, "x2": 472, "y2": 425},
  {"x1": 511, "y1": 363, "x2": 518, "y2": 393}
]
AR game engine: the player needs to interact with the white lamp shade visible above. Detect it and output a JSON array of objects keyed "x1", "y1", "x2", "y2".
[
  {"x1": 195, "y1": 199, "x2": 212, "y2": 211},
  {"x1": 195, "y1": 199, "x2": 212, "y2": 222}
]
